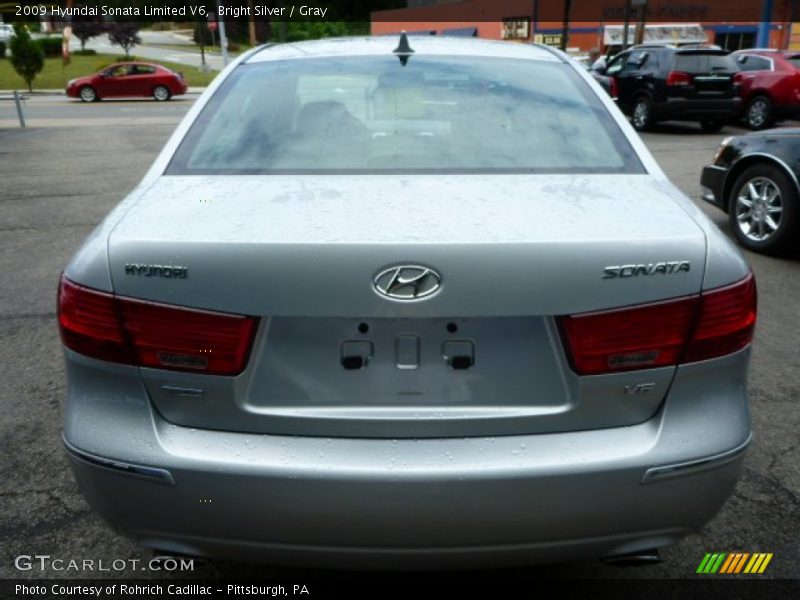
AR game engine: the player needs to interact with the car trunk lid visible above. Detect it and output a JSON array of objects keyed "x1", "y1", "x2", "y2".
[{"x1": 108, "y1": 174, "x2": 707, "y2": 437}]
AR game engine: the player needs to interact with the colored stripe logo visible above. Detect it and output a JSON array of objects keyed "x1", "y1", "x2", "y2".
[{"x1": 697, "y1": 552, "x2": 773, "y2": 574}]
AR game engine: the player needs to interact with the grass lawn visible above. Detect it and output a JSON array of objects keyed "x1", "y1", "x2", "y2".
[
  {"x1": 0, "y1": 53, "x2": 218, "y2": 90},
  {"x1": 145, "y1": 43, "x2": 246, "y2": 56}
]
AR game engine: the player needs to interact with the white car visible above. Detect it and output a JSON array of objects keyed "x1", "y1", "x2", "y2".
[{"x1": 0, "y1": 24, "x2": 14, "y2": 43}]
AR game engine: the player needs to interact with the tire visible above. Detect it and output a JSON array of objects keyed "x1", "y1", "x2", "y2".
[
  {"x1": 78, "y1": 86, "x2": 97, "y2": 103},
  {"x1": 631, "y1": 96, "x2": 655, "y2": 132},
  {"x1": 728, "y1": 163, "x2": 798, "y2": 255},
  {"x1": 700, "y1": 119, "x2": 725, "y2": 133},
  {"x1": 153, "y1": 85, "x2": 171, "y2": 101},
  {"x1": 745, "y1": 95, "x2": 773, "y2": 130}
]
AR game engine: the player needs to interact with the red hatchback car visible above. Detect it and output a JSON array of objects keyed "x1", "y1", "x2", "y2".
[
  {"x1": 732, "y1": 49, "x2": 800, "y2": 129},
  {"x1": 66, "y1": 62, "x2": 188, "y2": 102}
]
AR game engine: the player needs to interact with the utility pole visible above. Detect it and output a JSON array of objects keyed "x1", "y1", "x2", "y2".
[
  {"x1": 622, "y1": 0, "x2": 632, "y2": 50},
  {"x1": 216, "y1": 0, "x2": 230, "y2": 67},
  {"x1": 559, "y1": 0, "x2": 572, "y2": 51},
  {"x1": 634, "y1": 0, "x2": 648, "y2": 46}
]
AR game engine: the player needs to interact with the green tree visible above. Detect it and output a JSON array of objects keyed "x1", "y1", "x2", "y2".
[
  {"x1": 107, "y1": 22, "x2": 141, "y2": 58},
  {"x1": 9, "y1": 24, "x2": 44, "y2": 92}
]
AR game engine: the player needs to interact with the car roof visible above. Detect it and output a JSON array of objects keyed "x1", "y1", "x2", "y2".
[
  {"x1": 102, "y1": 62, "x2": 164, "y2": 71},
  {"x1": 733, "y1": 49, "x2": 800, "y2": 61},
  {"x1": 113, "y1": 61, "x2": 161, "y2": 67},
  {"x1": 245, "y1": 36, "x2": 563, "y2": 64}
]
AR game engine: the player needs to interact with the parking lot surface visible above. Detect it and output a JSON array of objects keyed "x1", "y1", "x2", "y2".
[{"x1": 0, "y1": 99, "x2": 798, "y2": 580}]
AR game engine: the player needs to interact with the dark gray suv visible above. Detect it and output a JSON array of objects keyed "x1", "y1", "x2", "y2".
[{"x1": 603, "y1": 45, "x2": 742, "y2": 132}]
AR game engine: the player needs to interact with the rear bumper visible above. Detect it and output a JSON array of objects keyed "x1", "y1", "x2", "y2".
[
  {"x1": 701, "y1": 164, "x2": 728, "y2": 209},
  {"x1": 62, "y1": 348, "x2": 752, "y2": 569},
  {"x1": 655, "y1": 97, "x2": 742, "y2": 122}
]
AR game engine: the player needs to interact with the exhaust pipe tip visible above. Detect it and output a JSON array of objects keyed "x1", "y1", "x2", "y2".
[{"x1": 601, "y1": 548, "x2": 662, "y2": 566}]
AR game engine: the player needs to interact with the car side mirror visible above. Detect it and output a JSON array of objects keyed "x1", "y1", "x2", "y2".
[
  {"x1": 737, "y1": 55, "x2": 748, "y2": 65},
  {"x1": 636, "y1": 52, "x2": 649, "y2": 68}
]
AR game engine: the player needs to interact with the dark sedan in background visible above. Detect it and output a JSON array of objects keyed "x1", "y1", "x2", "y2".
[
  {"x1": 66, "y1": 62, "x2": 188, "y2": 102},
  {"x1": 702, "y1": 129, "x2": 799, "y2": 255}
]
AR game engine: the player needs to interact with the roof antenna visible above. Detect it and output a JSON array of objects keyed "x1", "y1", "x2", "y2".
[{"x1": 393, "y1": 31, "x2": 414, "y2": 67}]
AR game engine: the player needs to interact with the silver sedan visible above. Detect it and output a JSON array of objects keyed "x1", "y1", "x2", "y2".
[{"x1": 58, "y1": 36, "x2": 756, "y2": 569}]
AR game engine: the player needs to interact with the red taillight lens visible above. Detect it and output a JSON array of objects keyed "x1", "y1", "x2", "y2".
[
  {"x1": 559, "y1": 273, "x2": 756, "y2": 376},
  {"x1": 559, "y1": 297, "x2": 697, "y2": 375},
  {"x1": 684, "y1": 273, "x2": 757, "y2": 362},
  {"x1": 58, "y1": 277, "x2": 132, "y2": 364},
  {"x1": 118, "y1": 298, "x2": 256, "y2": 374},
  {"x1": 667, "y1": 71, "x2": 693, "y2": 87},
  {"x1": 57, "y1": 275, "x2": 258, "y2": 375},
  {"x1": 610, "y1": 76, "x2": 619, "y2": 99}
]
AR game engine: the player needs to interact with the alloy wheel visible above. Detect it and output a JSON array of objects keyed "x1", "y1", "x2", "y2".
[
  {"x1": 633, "y1": 101, "x2": 649, "y2": 129},
  {"x1": 735, "y1": 176, "x2": 783, "y2": 242},
  {"x1": 79, "y1": 87, "x2": 96, "y2": 102},
  {"x1": 748, "y1": 100, "x2": 768, "y2": 129},
  {"x1": 153, "y1": 86, "x2": 169, "y2": 101}
]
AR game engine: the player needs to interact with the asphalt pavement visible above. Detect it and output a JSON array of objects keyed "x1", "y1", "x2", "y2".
[
  {"x1": 0, "y1": 94, "x2": 202, "y2": 128},
  {"x1": 0, "y1": 100, "x2": 798, "y2": 583}
]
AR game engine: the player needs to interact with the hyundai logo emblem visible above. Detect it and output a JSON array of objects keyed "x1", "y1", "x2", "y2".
[{"x1": 374, "y1": 265, "x2": 442, "y2": 301}]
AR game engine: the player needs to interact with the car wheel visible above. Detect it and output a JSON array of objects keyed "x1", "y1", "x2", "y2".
[
  {"x1": 700, "y1": 119, "x2": 725, "y2": 133},
  {"x1": 631, "y1": 96, "x2": 654, "y2": 132},
  {"x1": 729, "y1": 163, "x2": 798, "y2": 255},
  {"x1": 745, "y1": 96, "x2": 773, "y2": 130},
  {"x1": 153, "y1": 86, "x2": 171, "y2": 101},
  {"x1": 79, "y1": 86, "x2": 97, "y2": 103}
]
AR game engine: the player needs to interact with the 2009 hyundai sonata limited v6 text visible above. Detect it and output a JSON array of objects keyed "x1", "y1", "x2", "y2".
[{"x1": 58, "y1": 36, "x2": 757, "y2": 569}]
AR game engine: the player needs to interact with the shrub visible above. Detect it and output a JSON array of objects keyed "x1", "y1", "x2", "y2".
[
  {"x1": 36, "y1": 36, "x2": 62, "y2": 57},
  {"x1": 10, "y1": 25, "x2": 44, "y2": 92},
  {"x1": 0, "y1": 41, "x2": 6, "y2": 59},
  {"x1": 72, "y1": 49, "x2": 97, "y2": 56},
  {"x1": 150, "y1": 22, "x2": 179, "y2": 32}
]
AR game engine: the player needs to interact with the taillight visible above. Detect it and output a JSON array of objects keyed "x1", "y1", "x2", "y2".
[
  {"x1": 58, "y1": 275, "x2": 258, "y2": 375},
  {"x1": 559, "y1": 297, "x2": 696, "y2": 375},
  {"x1": 58, "y1": 277, "x2": 133, "y2": 364},
  {"x1": 667, "y1": 71, "x2": 693, "y2": 87},
  {"x1": 559, "y1": 273, "x2": 756, "y2": 375},
  {"x1": 684, "y1": 274, "x2": 757, "y2": 362},
  {"x1": 610, "y1": 76, "x2": 619, "y2": 99}
]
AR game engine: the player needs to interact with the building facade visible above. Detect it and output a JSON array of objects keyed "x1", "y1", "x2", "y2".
[{"x1": 371, "y1": 0, "x2": 799, "y2": 52}]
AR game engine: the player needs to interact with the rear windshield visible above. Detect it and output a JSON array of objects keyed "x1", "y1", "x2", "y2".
[
  {"x1": 674, "y1": 52, "x2": 738, "y2": 73},
  {"x1": 168, "y1": 55, "x2": 643, "y2": 174}
]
